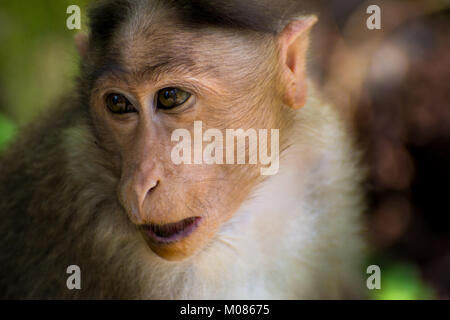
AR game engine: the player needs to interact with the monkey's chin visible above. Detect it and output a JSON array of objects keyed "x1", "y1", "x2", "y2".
[{"x1": 141, "y1": 217, "x2": 206, "y2": 261}]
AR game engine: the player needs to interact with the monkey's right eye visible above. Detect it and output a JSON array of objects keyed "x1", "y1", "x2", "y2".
[{"x1": 105, "y1": 93, "x2": 137, "y2": 114}]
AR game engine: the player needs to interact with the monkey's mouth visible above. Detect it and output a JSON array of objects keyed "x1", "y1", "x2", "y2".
[{"x1": 142, "y1": 217, "x2": 202, "y2": 244}]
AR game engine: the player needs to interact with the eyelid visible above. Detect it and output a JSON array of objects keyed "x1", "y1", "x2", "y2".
[{"x1": 153, "y1": 81, "x2": 201, "y2": 98}]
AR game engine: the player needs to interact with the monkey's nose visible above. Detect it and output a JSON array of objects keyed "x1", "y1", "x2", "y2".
[
  {"x1": 136, "y1": 179, "x2": 159, "y2": 209},
  {"x1": 146, "y1": 180, "x2": 159, "y2": 197},
  {"x1": 122, "y1": 178, "x2": 160, "y2": 224}
]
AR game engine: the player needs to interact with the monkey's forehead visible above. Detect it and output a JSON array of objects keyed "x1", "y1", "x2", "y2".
[
  {"x1": 83, "y1": 0, "x2": 285, "y2": 92},
  {"x1": 87, "y1": 28, "x2": 266, "y2": 89},
  {"x1": 88, "y1": 0, "x2": 307, "y2": 40},
  {"x1": 85, "y1": 14, "x2": 273, "y2": 90}
]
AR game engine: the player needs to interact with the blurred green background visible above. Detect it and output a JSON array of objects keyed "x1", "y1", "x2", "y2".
[
  {"x1": 0, "y1": 0, "x2": 89, "y2": 150},
  {"x1": 0, "y1": 0, "x2": 447, "y2": 300}
]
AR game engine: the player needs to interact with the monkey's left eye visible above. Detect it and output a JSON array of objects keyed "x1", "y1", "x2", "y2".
[
  {"x1": 105, "y1": 93, "x2": 137, "y2": 114},
  {"x1": 156, "y1": 87, "x2": 191, "y2": 110}
]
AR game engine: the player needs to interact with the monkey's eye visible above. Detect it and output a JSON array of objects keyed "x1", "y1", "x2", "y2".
[
  {"x1": 156, "y1": 87, "x2": 191, "y2": 110},
  {"x1": 105, "y1": 93, "x2": 136, "y2": 114}
]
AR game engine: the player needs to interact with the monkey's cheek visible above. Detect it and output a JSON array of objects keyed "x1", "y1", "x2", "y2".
[{"x1": 144, "y1": 222, "x2": 217, "y2": 261}]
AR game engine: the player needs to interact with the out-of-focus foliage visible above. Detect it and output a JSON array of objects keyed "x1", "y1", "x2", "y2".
[
  {"x1": 325, "y1": 1, "x2": 450, "y2": 300},
  {"x1": 0, "y1": 114, "x2": 15, "y2": 150},
  {"x1": 0, "y1": 0, "x2": 89, "y2": 129},
  {"x1": 374, "y1": 263, "x2": 435, "y2": 300},
  {"x1": 367, "y1": 255, "x2": 436, "y2": 300}
]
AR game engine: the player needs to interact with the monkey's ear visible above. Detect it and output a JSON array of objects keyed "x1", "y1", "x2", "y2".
[
  {"x1": 277, "y1": 16, "x2": 317, "y2": 109},
  {"x1": 75, "y1": 33, "x2": 89, "y2": 59}
]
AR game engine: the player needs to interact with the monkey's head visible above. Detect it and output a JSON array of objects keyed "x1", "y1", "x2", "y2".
[{"x1": 79, "y1": 0, "x2": 316, "y2": 261}]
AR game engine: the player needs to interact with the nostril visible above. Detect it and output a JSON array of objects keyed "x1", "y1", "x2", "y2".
[{"x1": 147, "y1": 180, "x2": 159, "y2": 196}]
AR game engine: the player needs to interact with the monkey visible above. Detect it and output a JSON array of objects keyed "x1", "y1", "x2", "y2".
[{"x1": 0, "y1": 0, "x2": 366, "y2": 299}]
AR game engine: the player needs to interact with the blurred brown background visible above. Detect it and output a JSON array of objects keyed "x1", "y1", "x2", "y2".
[
  {"x1": 310, "y1": 0, "x2": 450, "y2": 299},
  {"x1": 0, "y1": 0, "x2": 449, "y2": 299}
]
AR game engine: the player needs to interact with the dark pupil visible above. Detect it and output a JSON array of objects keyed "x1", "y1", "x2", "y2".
[
  {"x1": 113, "y1": 95, "x2": 126, "y2": 107},
  {"x1": 164, "y1": 89, "x2": 177, "y2": 103}
]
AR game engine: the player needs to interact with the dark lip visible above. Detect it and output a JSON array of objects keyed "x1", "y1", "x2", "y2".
[{"x1": 142, "y1": 217, "x2": 202, "y2": 245}]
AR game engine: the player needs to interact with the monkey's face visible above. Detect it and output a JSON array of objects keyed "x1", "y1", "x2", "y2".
[{"x1": 87, "y1": 22, "x2": 284, "y2": 261}]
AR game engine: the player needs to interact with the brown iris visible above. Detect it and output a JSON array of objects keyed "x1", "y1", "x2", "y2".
[{"x1": 157, "y1": 87, "x2": 191, "y2": 109}]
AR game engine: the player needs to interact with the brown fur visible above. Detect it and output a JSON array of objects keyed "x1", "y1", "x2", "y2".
[{"x1": 0, "y1": 0, "x2": 366, "y2": 299}]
